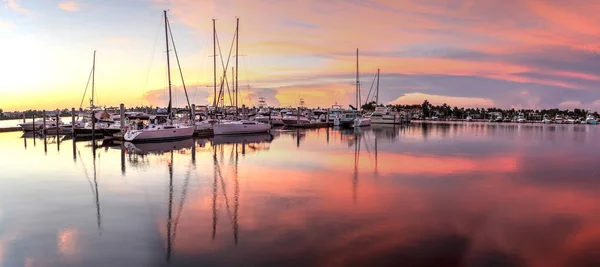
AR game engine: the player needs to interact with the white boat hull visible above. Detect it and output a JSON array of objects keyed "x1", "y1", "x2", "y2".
[
  {"x1": 255, "y1": 116, "x2": 284, "y2": 126},
  {"x1": 213, "y1": 122, "x2": 271, "y2": 135},
  {"x1": 123, "y1": 125, "x2": 195, "y2": 142},
  {"x1": 371, "y1": 115, "x2": 401, "y2": 124},
  {"x1": 282, "y1": 117, "x2": 310, "y2": 126},
  {"x1": 354, "y1": 117, "x2": 371, "y2": 127}
]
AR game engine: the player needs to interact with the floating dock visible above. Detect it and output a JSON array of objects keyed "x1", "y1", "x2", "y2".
[
  {"x1": 285, "y1": 122, "x2": 333, "y2": 129},
  {"x1": 0, "y1": 127, "x2": 22, "y2": 133}
]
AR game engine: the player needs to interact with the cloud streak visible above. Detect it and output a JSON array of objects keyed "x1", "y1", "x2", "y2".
[
  {"x1": 4, "y1": 0, "x2": 29, "y2": 14},
  {"x1": 58, "y1": 1, "x2": 79, "y2": 12}
]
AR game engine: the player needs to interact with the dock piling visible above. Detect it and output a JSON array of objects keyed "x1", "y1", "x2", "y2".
[
  {"x1": 56, "y1": 112, "x2": 60, "y2": 136},
  {"x1": 297, "y1": 107, "x2": 300, "y2": 124},
  {"x1": 120, "y1": 104, "x2": 125, "y2": 132},
  {"x1": 191, "y1": 104, "x2": 196, "y2": 125},
  {"x1": 71, "y1": 108, "x2": 76, "y2": 138},
  {"x1": 91, "y1": 110, "x2": 96, "y2": 141},
  {"x1": 42, "y1": 110, "x2": 46, "y2": 135}
]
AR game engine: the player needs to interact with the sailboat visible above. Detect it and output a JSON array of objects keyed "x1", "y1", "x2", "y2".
[
  {"x1": 123, "y1": 11, "x2": 194, "y2": 142},
  {"x1": 352, "y1": 49, "x2": 371, "y2": 127},
  {"x1": 213, "y1": 18, "x2": 271, "y2": 135}
]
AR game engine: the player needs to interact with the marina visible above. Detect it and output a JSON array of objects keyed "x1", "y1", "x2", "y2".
[
  {"x1": 3, "y1": 1, "x2": 600, "y2": 266},
  {"x1": 2, "y1": 122, "x2": 600, "y2": 266}
]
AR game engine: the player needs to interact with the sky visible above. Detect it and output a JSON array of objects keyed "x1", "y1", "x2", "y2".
[{"x1": 2, "y1": 0, "x2": 600, "y2": 111}]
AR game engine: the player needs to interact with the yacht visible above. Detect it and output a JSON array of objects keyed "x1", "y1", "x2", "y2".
[
  {"x1": 18, "y1": 115, "x2": 62, "y2": 131},
  {"x1": 282, "y1": 110, "x2": 310, "y2": 125},
  {"x1": 565, "y1": 116, "x2": 577, "y2": 124},
  {"x1": 555, "y1": 114, "x2": 564, "y2": 124},
  {"x1": 371, "y1": 106, "x2": 401, "y2": 124},
  {"x1": 542, "y1": 114, "x2": 552, "y2": 124},
  {"x1": 516, "y1": 113, "x2": 527, "y2": 123},
  {"x1": 465, "y1": 115, "x2": 473, "y2": 122},
  {"x1": 213, "y1": 120, "x2": 271, "y2": 135},
  {"x1": 586, "y1": 114, "x2": 597, "y2": 125},
  {"x1": 354, "y1": 115, "x2": 372, "y2": 127},
  {"x1": 255, "y1": 110, "x2": 284, "y2": 126},
  {"x1": 328, "y1": 104, "x2": 343, "y2": 126},
  {"x1": 122, "y1": 11, "x2": 194, "y2": 142}
]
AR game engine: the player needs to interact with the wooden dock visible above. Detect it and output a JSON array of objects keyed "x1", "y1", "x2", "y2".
[
  {"x1": 0, "y1": 127, "x2": 22, "y2": 133},
  {"x1": 285, "y1": 122, "x2": 333, "y2": 129}
]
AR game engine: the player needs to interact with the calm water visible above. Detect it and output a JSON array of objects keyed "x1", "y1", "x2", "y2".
[{"x1": 1, "y1": 123, "x2": 600, "y2": 267}]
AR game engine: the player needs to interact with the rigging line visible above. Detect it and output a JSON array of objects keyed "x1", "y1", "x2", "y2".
[
  {"x1": 79, "y1": 67, "x2": 94, "y2": 109},
  {"x1": 215, "y1": 160, "x2": 234, "y2": 223},
  {"x1": 143, "y1": 13, "x2": 164, "y2": 94},
  {"x1": 215, "y1": 30, "x2": 236, "y2": 107},
  {"x1": 171, "y1": 161, "x2": 193, "y2": 245},
  {"x1": 77, "y1": 150, "x2": 96, "y2": 205},
  {"x1": 364, "y1": 72, "x2": 378, "y2": 105},
  {"x1": 167, "y1": 18, "x2": 191, "y2": 112}
]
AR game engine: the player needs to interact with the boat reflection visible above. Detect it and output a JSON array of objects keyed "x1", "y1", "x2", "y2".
[
  {"x1": 124, "y1": 139, "x2": 195, "y2": 155},
  {"x1": 211, "y1": 133, "x2": 273, "y2": 145}
]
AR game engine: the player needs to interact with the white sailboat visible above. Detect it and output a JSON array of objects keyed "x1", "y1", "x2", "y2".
[
  {"x1": 123, "y1": 11, "x2": 194, "y2": 142},
  {"x1": 212, "y1": 18, "x2": 271, "y2": 135}
]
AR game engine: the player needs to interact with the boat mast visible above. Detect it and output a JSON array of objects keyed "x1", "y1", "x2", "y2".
[
  {"x1": 213, "y1": 19, "x2": 217, "y2": 111},
  {"x1": 376, "y1": 69, "x2": 380, "y2": 106},
  {"x1": 91, "y1": 50, "x2": 96, "y2": 109},
  {"x1": 235, "y1": 17, "x2": 239, "y2": 117},
  {"x1": 164, "y1": 10, "x2": 173, "y2": 124},
  {"x1": 356, "y1": 48, "x2": 359, "y2": 111}
]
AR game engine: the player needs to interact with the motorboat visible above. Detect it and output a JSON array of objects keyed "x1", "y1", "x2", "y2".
[
  {"x1": 586, "y1": 114, "x2": 597, "y2": 125},
  {"x1": 371, "y1": 106, "x2": 401, "y2": 124},
  {"x1": 353, "y1": 115, "x2": 371, "y2": 127},
  {"x1": 555, "y1": 114, "x2": 564, "y2": 124},
  {"x1": 18, "y1": 116, "x2": 62, "y2": 131},
  {"x1": 213, "y1": 120, "x2": 271, "y2": 135},
  {"x1": 282, "y1": 111, "x2": 310, "y2": 125},
  {"x1": 339, "y1": 111, "x2": 359, "y2": 128},
  {"x1": 542, "y1": 114, "x2": 552, "y2": 124},
  {"x1": 255, "y1": 111, "x2": 284, "y2": 126},
  {"x1": 328, "y1": 104, "x2": 343, "y2": 126},
  {"x1": 516, "y1": 113, "x2": 527, "y2": 123},
  {"x1": 465, "y1": 116, "x2": 473, "y2": 122}
]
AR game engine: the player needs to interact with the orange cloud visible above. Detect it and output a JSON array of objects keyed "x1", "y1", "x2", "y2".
[{"x1": 58, "y1": 1, "x2": 79, "y2": 12}]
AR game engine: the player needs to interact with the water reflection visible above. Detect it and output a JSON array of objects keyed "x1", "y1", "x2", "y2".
[{"x1": 1, "y1": 123, "x2": 600, "y2": 266}]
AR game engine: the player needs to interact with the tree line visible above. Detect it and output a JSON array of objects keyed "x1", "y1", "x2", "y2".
[{"x1": 362, "y1": 100, "x2": 600, "y2": 119}]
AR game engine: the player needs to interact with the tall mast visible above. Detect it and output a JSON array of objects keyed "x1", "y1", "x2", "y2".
[
  {"x1": 164, "y1": 10, "x2": 173, "y2": 124},
  {"x1": 376, "y1": 69, "x2": 380, "y2": 105},
  {"x1": 213, "y1": 19, "x2": 217, "y2": 109},
  {"x1": 356, "y1": 48, "x2": 359, "y2": 110},
  {"x1": 235, "y1": 17, "x2": 239, "y2": 116},
  {"x1": 91, "y1": 50, "x2": 96, "y2": 108}
]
